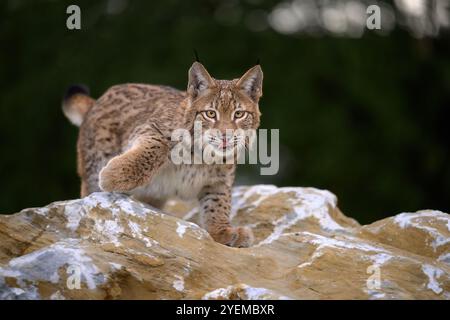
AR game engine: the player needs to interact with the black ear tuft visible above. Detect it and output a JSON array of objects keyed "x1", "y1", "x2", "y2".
[
  {"x1": 256, "y1": 58, "x2": 260, "y2": 65},
  {"x1": 193, "y1": 49, "x2": 200, "y2": 63}
]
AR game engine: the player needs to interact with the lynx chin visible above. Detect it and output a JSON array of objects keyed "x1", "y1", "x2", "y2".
[{"x1": 62, "y1": 62, "x2": 263, "y2": 247}]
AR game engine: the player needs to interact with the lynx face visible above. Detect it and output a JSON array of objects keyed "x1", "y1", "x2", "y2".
[{"x1": 187, "y1": 63, "x2": 263, "y2": 159}]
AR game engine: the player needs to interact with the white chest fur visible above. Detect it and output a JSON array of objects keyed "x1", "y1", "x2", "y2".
[{"x1": 130, "y1": 162, "x2": 211, "y2": 203}]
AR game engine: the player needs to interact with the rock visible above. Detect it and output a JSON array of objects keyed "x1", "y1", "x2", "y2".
[{"x1": 0, "y1": 185, "x2": 449, "y2": 300}]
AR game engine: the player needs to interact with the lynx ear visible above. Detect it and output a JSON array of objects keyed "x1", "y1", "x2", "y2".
[
  {"x1": 188, "y1": 62, "x2": 215, "y2": 99},
  {"x1": 236, "y1": 65, "x2": 263, "y2": 102}
]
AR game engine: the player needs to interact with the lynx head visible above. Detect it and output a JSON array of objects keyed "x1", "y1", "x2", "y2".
[{"x1": 186, "y1": 62, "x2": 263, "y2": 158}]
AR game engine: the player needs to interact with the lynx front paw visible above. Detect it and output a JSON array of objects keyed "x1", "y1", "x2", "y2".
[
  {"x1": 212, "y1": 226, "x2": 254, "y2": 248},
  {"x1": 99, "y1": 157, "x2": 142, "y2": 192}
]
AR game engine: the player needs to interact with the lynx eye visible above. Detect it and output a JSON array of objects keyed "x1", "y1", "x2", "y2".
[
  {"x1": 204, "y1": 110, "x2": 216, "y2": 119},
  {"x1": 234, "y1": 111, "x2": 245, "y2": 119}
]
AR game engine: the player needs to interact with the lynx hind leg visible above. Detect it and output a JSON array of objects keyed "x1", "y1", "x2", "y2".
[
  {"x1": 78, "y1": 135, "x2": 112, "y2": 197},
  {"x1": 99, "y1": 133, "x2": 169, "y2": 193},
  {"x1": 199, "y1": 185, "x2": 254, "y2": 248},
  {"x1": 80, "y1": 180, "x2": 89, "y2": 198}
]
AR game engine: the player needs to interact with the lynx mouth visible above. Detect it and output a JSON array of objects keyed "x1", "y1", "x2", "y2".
[
  {"x1": 205, "y1": 142, "x2": 238, "y2": 158},
  {"x1": 220, "y1": 142, "x2": 235, "y2": 151}
]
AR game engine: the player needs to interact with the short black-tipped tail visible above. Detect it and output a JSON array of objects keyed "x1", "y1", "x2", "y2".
[
  {"x1": 62, "y1": 84, "x2": 95, "y2": 127},
  {"x1": 64, "y1": 84, "x2": 90, "y2": 101}
]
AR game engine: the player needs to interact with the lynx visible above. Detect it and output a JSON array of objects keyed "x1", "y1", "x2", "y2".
[{"x1": 63, "y1": 62, "x2": 263, "y2": 247}]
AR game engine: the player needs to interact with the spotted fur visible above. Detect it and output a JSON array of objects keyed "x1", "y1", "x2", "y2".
[{"x1": 63, "y1": 62, "x2": 263, "y2": 247}]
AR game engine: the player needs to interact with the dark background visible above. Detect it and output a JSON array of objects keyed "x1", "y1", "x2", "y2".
[{"x1": 1, "y1": 0, "x2": 449, "y2": 223}]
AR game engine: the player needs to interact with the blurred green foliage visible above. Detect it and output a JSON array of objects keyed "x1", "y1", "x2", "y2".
[{"x1": 0, "y1": 0, "x2": 449, "y2": 223}]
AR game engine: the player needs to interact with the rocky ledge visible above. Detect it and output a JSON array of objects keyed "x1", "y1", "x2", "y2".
[{"x1": 0, "y1": 185, "x2": 449, "y2": 299}]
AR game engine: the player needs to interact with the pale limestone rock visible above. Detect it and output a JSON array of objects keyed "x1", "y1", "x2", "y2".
[{"x1": 0, "y1": 185, "x2": 448, "y2": 300}]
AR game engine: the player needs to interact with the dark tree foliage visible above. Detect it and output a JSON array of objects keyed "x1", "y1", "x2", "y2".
[{"x1": 0, "y1": 0, "x2": 449, "y2": 223}]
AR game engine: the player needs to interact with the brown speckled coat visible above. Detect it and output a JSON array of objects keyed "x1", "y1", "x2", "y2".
[{"x1": 63, "y1": 62, "x2": 263, "y2": 247}]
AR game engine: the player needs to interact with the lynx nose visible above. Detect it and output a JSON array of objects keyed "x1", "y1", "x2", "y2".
[{"x1": 221, "y1": 134, "x2": 233, "y2": 145}]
